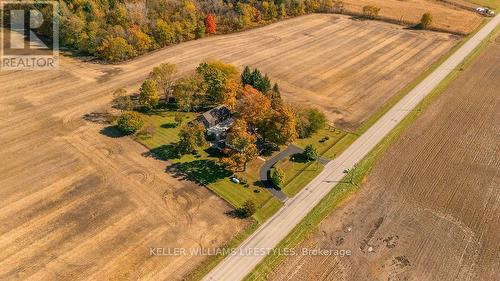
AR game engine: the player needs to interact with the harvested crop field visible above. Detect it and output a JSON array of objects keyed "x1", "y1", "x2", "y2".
[
  {"x1": 0, "y1": 14, "x2": 462, "y2": 280},
  {"x1": 341, "y1": 0, "x2": 483, "y2": 35},
  {"x1": 270, "y1": 32, "x2": 500, "y2": 281}
]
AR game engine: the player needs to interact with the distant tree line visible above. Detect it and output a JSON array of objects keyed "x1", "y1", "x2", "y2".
[{"x1": 38, "y1": 0, "x2": 348, "y2": 62}]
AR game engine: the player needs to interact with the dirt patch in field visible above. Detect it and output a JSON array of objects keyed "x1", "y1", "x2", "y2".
[
  {"x1": 270, "y1": 33, "x2": 500, "y2": 281},
  {"x1": 341, "y1": 0, "x2": 483, "y2": 35}
]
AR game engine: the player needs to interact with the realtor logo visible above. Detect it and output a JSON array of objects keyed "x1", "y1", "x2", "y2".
[{"x1": 1, "y1": 1, "x2": 59, "y2": 70}]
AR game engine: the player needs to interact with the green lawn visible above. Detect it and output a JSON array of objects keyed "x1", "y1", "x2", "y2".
[
  {"x1": 135, "y1": 111, "x2": 197, "y2": 148},
  {"x1": 293, "y1": 127, "x2": 352, "y2": 160},
  {"x1": 135, "y1": 110, "x2": 281, "y2": 223},
  {"x1": 275, "y1": 156, "x2": 324, "y2": 197},
  {"x1": 253, "y1": 197, "x2": 283, "y2": 223}
]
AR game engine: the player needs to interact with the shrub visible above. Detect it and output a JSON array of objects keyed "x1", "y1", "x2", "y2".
[
  {"x1": 362, "y1": 5, "x2": 381, "y2": 19},
  {"x1": 117, "y1": 111, "x2": 144, "y2": 134},
  {"x1": 111, "y1": 88, "x2": 132, "y2": 111},
  {"x1": 271, "y1": 167, "x2": 285, "y2": 189},
  {"x1": 303, "y1": 144, "x2": 318, "y2": 161},
  {"x1": 238, "y1": 200, "x2": 257, "y2": 218},
  {"x1": 418, "y1": 13, "x2": 433, "y2": 30}
]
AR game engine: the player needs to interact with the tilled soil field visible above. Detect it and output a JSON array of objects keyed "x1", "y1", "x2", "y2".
[{"x1": 270, "y1": 32, "x2": 500, "y2": 281}]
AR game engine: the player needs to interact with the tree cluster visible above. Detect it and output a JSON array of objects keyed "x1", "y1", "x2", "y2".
[
  {"x1": 221, "y1": 119, "x2": 259, "y2": 172},
  {"x1": 241, "y1": 66, "x2": 282, "y2": 108},
  {"x1": 50, "y1": 0, "x2": 337, "y2": 62},
  {"x1": 235, "y1": 85, "x2": 297, "y2": 150},
  {"x1": 132, "y1": 61, "x2": 240, "y2": 112},
  {"x1": 112, "y1": 60, "x2": 328, "y2": 173},
  {"x1": 291, "y1": 105, "x2": 328, "y2": 138}
]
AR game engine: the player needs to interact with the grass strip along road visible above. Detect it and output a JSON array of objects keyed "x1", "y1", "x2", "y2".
[{"x1": 203, "y1": 14, "x2": 500, "y2": 281}]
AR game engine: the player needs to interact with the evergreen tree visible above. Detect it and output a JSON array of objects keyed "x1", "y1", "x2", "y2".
[
  {"x1": 260, "y1": 74, "x2": 272, "y2": 93},
  {"x1": 250, "y1": 68, "x2": 263, "y2": 88},
  {"x1": 241, "y1": 66, "x2": 252, "y2": 85},
  {"x1": 272, "y1": 82, "x2": 281, "y2": 96},
  {"x1": 270, "y1": 82, "x2": 282, "y2": 109},
  {"x1": 303, "y1": 144, "x2": 318, "y2": 161}
]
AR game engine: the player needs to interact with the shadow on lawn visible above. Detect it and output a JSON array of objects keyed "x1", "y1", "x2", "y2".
[
  {"x1": 99, "y1": 126, "x2": 127, "y2": 138},
  {"x1": 167, "y1": 159, "x2": 231, "y2": 185},
  {"x1": 143, "y1": 144, "x2": 181, "y2": 160},
  {"x1": 160, "y1": 123, "x2": 177, "y2": 129},
  {"x1": 224, "y1": 209, "x2": 251, "y2": 219},
  {"x1": 290, "y1": 153, "x2": 308, "y2": 163}
]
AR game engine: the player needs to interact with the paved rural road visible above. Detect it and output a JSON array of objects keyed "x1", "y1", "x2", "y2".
[{"x1": 203, "y1": 14, "x2": 500, "y2": 281}]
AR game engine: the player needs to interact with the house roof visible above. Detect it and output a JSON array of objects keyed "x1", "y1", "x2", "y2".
[
  {"x1": 198, "y1": 105, "x2": 231, "y2": 128},
  {"x1": 207, "y1": 118, "x2": 234, "y2": 135}
]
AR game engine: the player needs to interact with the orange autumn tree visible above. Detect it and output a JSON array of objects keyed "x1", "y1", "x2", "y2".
[
  {"x1": 236, "y1": 85, "x2": 272, "y2": 130},
  {"x1": 221, "y1": 119, "x2": 259, "y2": 172},
  {"x1": 205, "y1": 13, "x2": 217, "y2": 34}
]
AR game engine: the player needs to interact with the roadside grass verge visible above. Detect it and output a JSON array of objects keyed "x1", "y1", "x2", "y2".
[
  {"x1": 293, "y1": 127, "x2": 352, "y2": 160},
  {"x1": 185, "y1": 220, "x2": 260, "y2": 281},
  {"x1": 471, "y1": 0, "x2": 500, "y2": 10},
  {"x1": 276, "y1": 157, "x2": 324, "y2": 197},
  {"x1": 244, "y1": 22, "x2": 500, "y2": 281}
]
